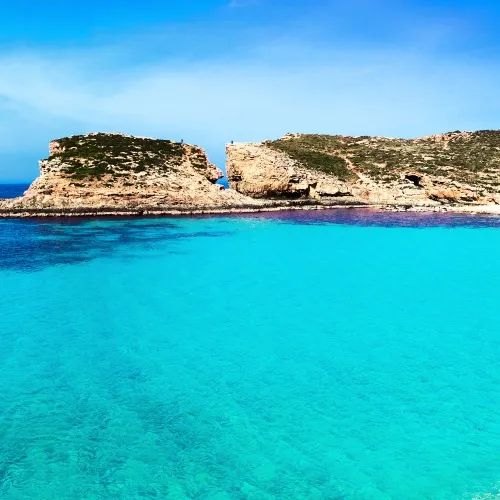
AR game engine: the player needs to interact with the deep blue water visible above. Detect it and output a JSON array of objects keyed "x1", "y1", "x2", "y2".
[
  {"x1": 0, "y1": 183, "x2": 30, "y2": 199},
  {"x1": 1, "y1": 208, "x2": 500, "y2": 499}
]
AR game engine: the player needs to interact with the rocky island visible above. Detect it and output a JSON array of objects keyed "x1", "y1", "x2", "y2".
[
  {"x1": 1, "y1": 130, "x2": 500, "y2": 216},
  {"x1": 0, "y1": 133, "x2": 260, "y2": 216},
  {"x1": 227, "y1": 131, "x2": 500, "y2": 209}
]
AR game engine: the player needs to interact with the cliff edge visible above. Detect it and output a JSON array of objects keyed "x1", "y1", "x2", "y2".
[
  {"x1": 0, "y1": 133, "x2": 256, "y2": 212},
  {"x1": 226, "y1": 131, "x2": 500, "y2": 206},
  {"x1": 2, "y1": 130, "x2": 500, "y2": 217}
]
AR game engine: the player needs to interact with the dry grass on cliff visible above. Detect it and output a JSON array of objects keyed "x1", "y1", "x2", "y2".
[
  {"x1": 265, "y1": 136, "x2": 355, "y2": 180},
  {"x1": 266, "y1": 131, "x2": 500, "y2": 188}
]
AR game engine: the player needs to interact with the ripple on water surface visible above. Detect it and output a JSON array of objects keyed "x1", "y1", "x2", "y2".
[{"x1": 0, "y1": 209, "x2": 500, "y2": 499}]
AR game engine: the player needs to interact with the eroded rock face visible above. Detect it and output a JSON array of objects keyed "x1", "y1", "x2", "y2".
[
  {"x1": 226, "y1": 143, "x2": 354, "y2": 200},
  {"x1": 226, "y1": 132, "x2": 500, "y2": 206},
  {"x1": 3, "y1": 131, "x2": 500, "y2": 215},
  {"x1": 1, "y1": 133, "x2": 256, "y2": 210}
]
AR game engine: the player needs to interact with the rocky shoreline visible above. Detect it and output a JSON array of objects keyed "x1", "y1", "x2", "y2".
[
  {"x1": 1, "y1": 199, "x2": 499, "y2": 218},
  {"x1": 0, "y1": 199, "x2": 364, "y2": 218},
  {"x1": 2, "y1": 131, "x2": 500, "y2": 218}
]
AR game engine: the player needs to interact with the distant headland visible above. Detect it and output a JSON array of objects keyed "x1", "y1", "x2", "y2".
[{"x1": 1, "y1": 130, "x2": 500, "y2": 217}]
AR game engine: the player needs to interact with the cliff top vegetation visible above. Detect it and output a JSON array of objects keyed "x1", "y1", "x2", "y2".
[
  {"x1": 46, "y1": 133, "x2": 203, "y2": 181},
  {"x1": 265, "y1": 131, "x2": 500, "y2": 186}
]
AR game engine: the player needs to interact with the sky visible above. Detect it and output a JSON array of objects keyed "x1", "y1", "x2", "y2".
[{"x1": 0, "y1": 0, "x2": 499, "y2": 181}]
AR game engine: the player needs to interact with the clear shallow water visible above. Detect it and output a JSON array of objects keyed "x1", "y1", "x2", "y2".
[{"x1": 1, "y1": 209, "x2": 500, "y2": 499}]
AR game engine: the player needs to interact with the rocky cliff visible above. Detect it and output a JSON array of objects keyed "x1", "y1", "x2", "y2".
[
  {"x1": 226, "y1": 131, "x2": 500, "y2": 206},
  {"x1": 2, "y1": 130, "x2": 500, "y2": 217},
  {"x1": 0, "y1": 133, "x2": 255, "y2": 212}
]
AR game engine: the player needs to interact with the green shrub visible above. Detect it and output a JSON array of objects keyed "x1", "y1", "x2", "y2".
[
  {"x1": 265, "y1": 131, "x2": 500, "y2": 186},
  {"x1": 48, "y1": 133, "x2": 185, "y2": 180},
  {"x1": 265, "y1": 137, "x2": 354, "y2": 180}
]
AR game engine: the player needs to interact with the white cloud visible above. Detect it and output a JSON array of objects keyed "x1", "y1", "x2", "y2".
[{"x1": 0, "y1": 39, "x2": 499, "y2": 180}]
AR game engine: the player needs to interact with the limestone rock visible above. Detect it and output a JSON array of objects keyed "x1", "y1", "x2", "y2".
[
  {"x1": 1, "y1": 133, "x2": 256, "y2": 211},
  {"x1": 226, "y1": 131, "x2": 500, "y2": 207}
]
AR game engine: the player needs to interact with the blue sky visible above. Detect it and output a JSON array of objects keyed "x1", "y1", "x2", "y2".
[{"x1": 1, "y1": 0, "x2": 499, "y2": 181}]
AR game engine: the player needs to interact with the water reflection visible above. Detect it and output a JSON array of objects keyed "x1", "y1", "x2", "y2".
[{"x1": 0, "y1": 218, "x2": 232, "y2": 272}]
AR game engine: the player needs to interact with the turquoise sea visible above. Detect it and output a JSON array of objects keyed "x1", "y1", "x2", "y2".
[{"x1": 1, "y1": 205, "x2": 500, "y2": 499}]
